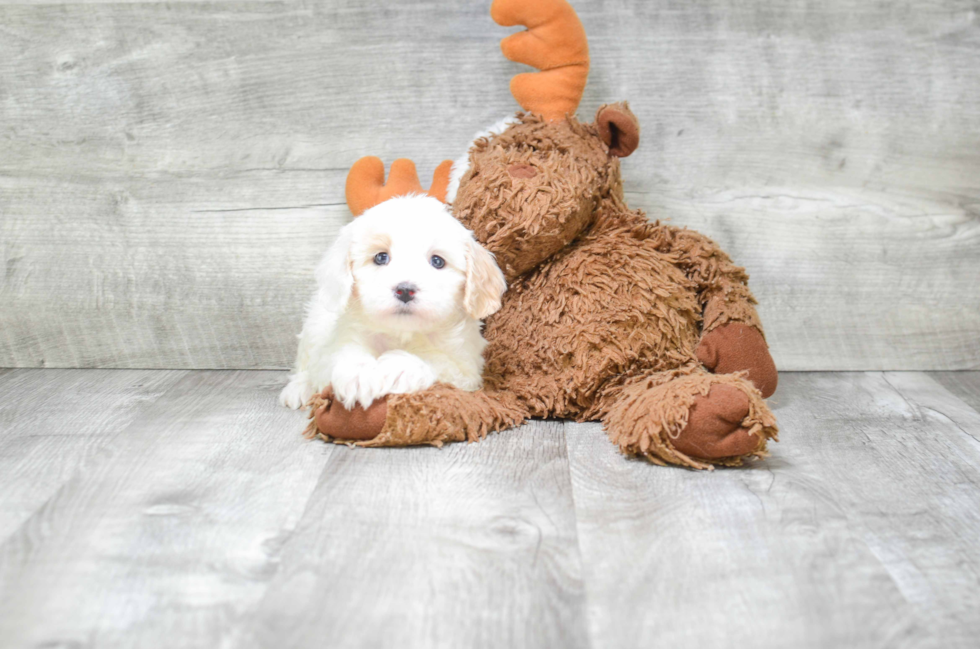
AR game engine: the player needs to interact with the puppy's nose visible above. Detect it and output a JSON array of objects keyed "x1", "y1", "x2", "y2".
[
  {"x1": 394, "y1": 282, "x2": 418, "y2": 303},
  {"x1": 507, "y1": 163, "x2": 537, "y2": 179}
]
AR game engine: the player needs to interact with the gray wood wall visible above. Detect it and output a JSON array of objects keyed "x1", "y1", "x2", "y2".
[{"x1": 1, "y1": 0, "x2": 978, "y2": 371}]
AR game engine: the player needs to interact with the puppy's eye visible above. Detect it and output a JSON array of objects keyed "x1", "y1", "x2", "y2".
[
  {"x1": 373, "y1": 252, "x2": 389, "y2": 266},
  {"x1": 430, "y1": 255, "x2": 446, "y2": 269}
]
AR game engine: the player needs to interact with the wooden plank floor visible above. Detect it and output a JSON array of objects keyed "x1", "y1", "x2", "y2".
[{"x1": 1, "y1": 370, "x2": 979, "y2": 648}]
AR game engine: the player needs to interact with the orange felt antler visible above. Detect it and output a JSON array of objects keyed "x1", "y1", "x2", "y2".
[
  {"x1": 491, "y1": 0, "x2": 590, "y2": 122},
  {"x1": 345, "y1": 157, "x2": 454, "y2": 216}
]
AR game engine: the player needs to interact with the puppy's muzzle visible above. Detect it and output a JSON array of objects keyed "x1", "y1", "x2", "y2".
[{"x1": 394, "y1": 282, "x2": 418, "y2": 303}]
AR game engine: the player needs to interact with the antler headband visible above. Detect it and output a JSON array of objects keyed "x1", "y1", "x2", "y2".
[{"x1": 345, "y1": 157, "x2": 454, "y2": 216}]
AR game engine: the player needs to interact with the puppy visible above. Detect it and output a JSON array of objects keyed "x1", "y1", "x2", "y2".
[{"x1": 279, "y1": 194, "x2": 507, "y2": 410}]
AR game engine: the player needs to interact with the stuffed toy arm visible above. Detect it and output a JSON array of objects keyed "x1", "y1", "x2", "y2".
[
  {"x1": 659, "y1": 224, "x2": 778, "y2": 397},
  {"x1": 306, "y1": 383, "x2": 529, "y2": 447},
  {"x1": 668, "y1": 227, "x2": 763, "y2": 331}
]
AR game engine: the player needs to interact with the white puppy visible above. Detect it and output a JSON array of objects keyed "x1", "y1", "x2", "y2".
[{"x1": 279, "y1": 194, "x2": 506, "y2": 410}]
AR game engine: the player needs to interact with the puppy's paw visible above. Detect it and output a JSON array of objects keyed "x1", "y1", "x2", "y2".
[
  {"x1": 331, "y1": 353, "x2": 435, "y2": 409},
  {"x1": 331, "y1": 359, "x2": 380, "y2": 410},
  {"x1": 279, "y1": 373, "x2": 315, "y2": 409},
  {"x1": 376, "y1": 350, "x2": 437, "y2": 395}
]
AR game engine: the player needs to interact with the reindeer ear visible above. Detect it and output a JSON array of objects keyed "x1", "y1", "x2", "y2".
[
  {"x1": 464, "y1": 238, "x2": 507, "y2": 320},
  {"x1": 596, "y1": 102, "x2": 640, "y2": 158}
]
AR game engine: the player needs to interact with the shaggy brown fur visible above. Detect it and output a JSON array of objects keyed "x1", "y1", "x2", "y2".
[{"x1": 310, "y1": 107, "x2": 779, "y2": 469}]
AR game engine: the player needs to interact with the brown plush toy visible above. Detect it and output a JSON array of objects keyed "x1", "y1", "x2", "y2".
[{"x1": 306, "y1": 0, "x2": 779, "y2": 469}]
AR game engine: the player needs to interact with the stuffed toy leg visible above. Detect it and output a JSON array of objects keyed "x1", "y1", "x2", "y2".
[{"x1": 597, "y1": 365, "x2": 778, "y2": 470}]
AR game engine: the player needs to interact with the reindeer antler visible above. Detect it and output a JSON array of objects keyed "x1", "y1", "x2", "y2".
[
  {"x1": 491, "y1": 0, "x2": 590, "y2": 122},
  {"x1": 345, "y1": 157, "x2": 454, "y2": 216}
]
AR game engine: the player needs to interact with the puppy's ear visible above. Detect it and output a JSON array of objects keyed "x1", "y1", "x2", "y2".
[
  {"x1": 464, "y1": 238, "x2": 507, "y2": 319},
  {"x1": 315, "y1": 223, "x2": 355, "y2": 312}
]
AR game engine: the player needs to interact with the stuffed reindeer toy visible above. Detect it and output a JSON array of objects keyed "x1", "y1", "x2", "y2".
[{"x1": 304, "y1": 0, "x2": 779, "y2": 469}]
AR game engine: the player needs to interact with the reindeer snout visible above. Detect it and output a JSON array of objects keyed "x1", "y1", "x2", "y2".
[
  {"x1": 507, "y1": 163, "x2": 537, "y2": 179},
  {"x1": 394, "y1": 282, "x2": 418, "y2": 303}
]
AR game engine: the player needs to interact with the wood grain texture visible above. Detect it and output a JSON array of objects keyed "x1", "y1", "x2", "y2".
[
  {"x1": 2, "y1": 369, "x2": 980, "y2": 646},
  {"x1": 931, "y1": 371, "x2": 980, "y2": 415},
  {"x1": 230, "y1": 420, "x2": 588, "y2": 649},
  {"x1": 0, "y1": 370, "x2": 325, "y2": 648},
  {"x1": 0, "y1": 369, "x2": 186, "y2": 542},
  {"x1": 565, "y1": 372, "x2": 980, "y2": 649},
  {"x1": 1, "y1": 0, "x2": 978, "y2": 370},
  {"x1": 0, "y1": 172, "x2": 348, "y2": 369}
]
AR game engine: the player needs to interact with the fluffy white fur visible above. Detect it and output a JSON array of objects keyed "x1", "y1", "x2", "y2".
[{"x1": 279, "y1": 194, "x2": 507, "y2": 410}]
